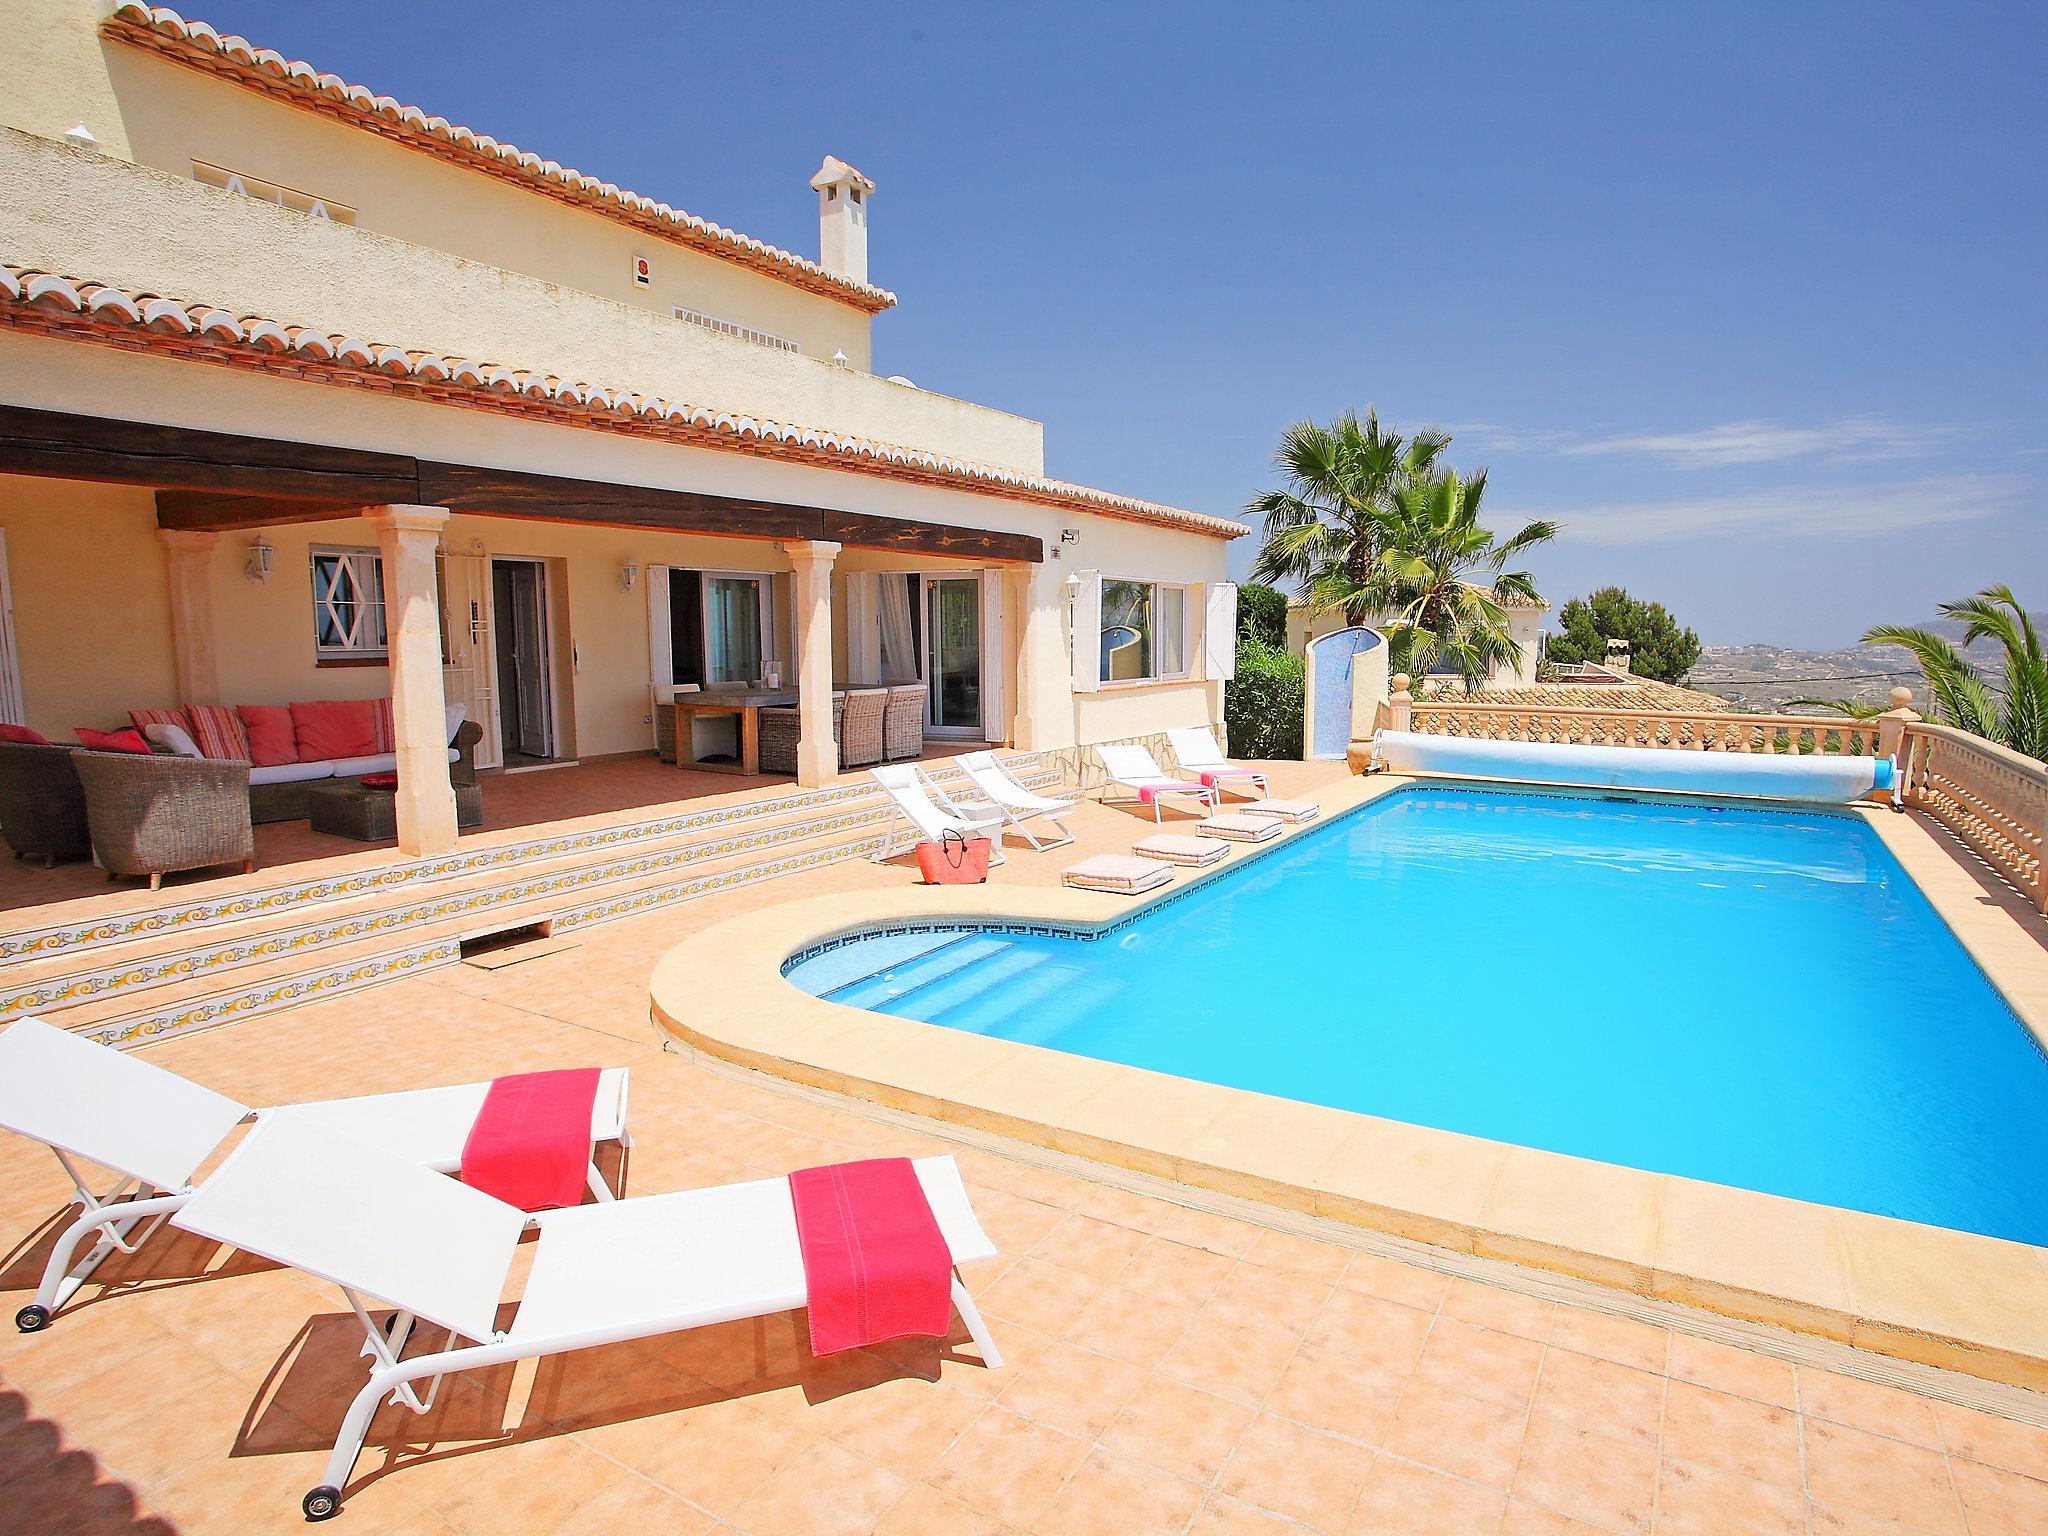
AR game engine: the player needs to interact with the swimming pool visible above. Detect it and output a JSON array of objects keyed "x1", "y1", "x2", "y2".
[{"x1": 786, "y1": 785, "x2": 2048, "y2": 1246}]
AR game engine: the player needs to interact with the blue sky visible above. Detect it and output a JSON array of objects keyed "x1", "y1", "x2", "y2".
[{"x1": 199, "y1": 2, "x2": 2045, "y2": 649}]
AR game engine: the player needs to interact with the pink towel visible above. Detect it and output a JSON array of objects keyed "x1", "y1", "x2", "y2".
[
  {"x1": 460, "y1": 1068, "x2": 601, "y2": 1212},
  {"x1": 789, "y1": 1158, "x2": 953, "y2": 1357},
  {"x1": 1136, "y1": 780, "x2": 1207, "y2": 805},
  {"x1": 1196, "y1": 768, "x2": 1259, "y2": 788}
]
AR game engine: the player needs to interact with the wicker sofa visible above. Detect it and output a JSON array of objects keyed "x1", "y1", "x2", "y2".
[
  {"x1": 0, "y1": 740, "x2": 92, "y2": 867},
  {"x1": 69, "y1": 750, "x2": 254, "y2": 890},
  {"x1": 247, "y1": 718, "x2": 482, "y2": 824}
]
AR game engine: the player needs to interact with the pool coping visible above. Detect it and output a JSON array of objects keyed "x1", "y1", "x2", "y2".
[{"x1": 650, "y1": 772, "x2": 2048, "y2": 1391}]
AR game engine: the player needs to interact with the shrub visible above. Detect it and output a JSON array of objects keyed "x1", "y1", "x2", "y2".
[
  {"x1": 1236, "y1": 582, "x2": 1290, "y2": 647},
  {"x1": 1225, "y1": 640, "x2": 1305, "y2": 759}
]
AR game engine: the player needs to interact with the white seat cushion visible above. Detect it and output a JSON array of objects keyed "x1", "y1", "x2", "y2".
[
  {"x1": 250, "y1": 760, "x2": 335, "y2": 786},
  {"x1": 444, "y1": 703, "x2": 467, "y2": 744},
  {"x1": 329, "y1": 753, "x2": 397, "y2": 777}
]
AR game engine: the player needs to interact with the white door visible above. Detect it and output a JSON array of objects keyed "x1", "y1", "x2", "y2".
[{"x1": 438, "y1": 549, "x2": 499, "y2": 769}]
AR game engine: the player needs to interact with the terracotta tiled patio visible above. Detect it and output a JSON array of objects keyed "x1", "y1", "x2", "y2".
[{"x1": 3, "y1": 773, "x2": 2046, "y2": 1536}]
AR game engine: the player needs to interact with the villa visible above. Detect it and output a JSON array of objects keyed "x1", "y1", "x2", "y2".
[{"x1": 3, "y1": 7, "x2": 2048, "y2": 1536}]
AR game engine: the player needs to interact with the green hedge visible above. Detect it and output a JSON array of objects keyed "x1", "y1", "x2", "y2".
[{"x1": 1224, "y1": 639, "x2": 1305, "y2": 759}]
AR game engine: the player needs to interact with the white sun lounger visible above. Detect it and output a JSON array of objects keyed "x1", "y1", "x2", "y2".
[
  {"x1": 1166, "y1": 727, "x2": 1272, "y2": 800},
  {"x1": 870, "y1": 763, "x2": 1007, "y2": 864},
  {"x1": 952, "y1": 751, "x2": 1077, "y2": 851},
  {"x1": 1095, "y1": 742, "x2": 1219, "y2": 823},
  {"x1": 166, "y1": 1113, "x2": 1000, "y2": 1520},
  {"x1": 0, "y1": 1018, "x2": 630, "y2": 1331}
]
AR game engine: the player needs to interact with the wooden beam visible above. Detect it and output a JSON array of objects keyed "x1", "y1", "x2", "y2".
[
  {"x1": 0, "y1": 403, "x2": 419, "y2": 502},
  {"x1": 156, "y1": 491, "x2": 374, "y2": 531},
  {"x1": 0, "y1": 405, "x2": 1041, "y2": 560}
]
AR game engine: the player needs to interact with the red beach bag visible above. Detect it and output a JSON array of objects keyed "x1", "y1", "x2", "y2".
[{"x1": 915, "y1": 829, "x2": 991, "y2": 885}]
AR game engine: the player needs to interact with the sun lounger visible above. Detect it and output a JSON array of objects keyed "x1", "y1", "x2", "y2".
[
  {"x1": 0, "y1": 1017, "x2": 629, "y2": 1331},
  {"x1": 162, "y1": 1113, "x2": 1000, "y2": 1520},
  {"x1": 1197, "y1": 813, "x2": 1283, "y2": 843},
  {"x1": 1238, "y1": 798, "x2": 1321, "y2": 823},
  {"x1": 1062, "y1": 854, "x2": 1175, "y2": 894},
  {"x1": 1095, "y1": 743, "x2": 1219, "y2": 822},
  {"x1": 953, "y1": 751, "x2": 1077, "y2": 851},
  {"x1": 1165, "y1": 727, "x2": 1271, "y2": 799},
  {"x1": 1131, "y1": 833, "x2": 1230, "y2": 868},
  {"x1": 870, "y1": 763, "x2": 1007, "y2": 864}
]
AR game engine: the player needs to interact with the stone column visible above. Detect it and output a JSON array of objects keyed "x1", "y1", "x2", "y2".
[
  {"x1": 1875, "y1": 686, "x2": 1922, "y2": 807},
  {"x1": 1006, "y1": 564, "x2": 1072, "y2": 751},
  {"x1": 784, "y1": 539, "x2": 840, "y2": 787},
  {"x1": 369, "y1": 505, "x2": 458, "y2": 857},
  {"x1": 156, "y1": 529, "x2": 221, "y2": 706},
  {"x1": 1387, "y1": 673, "x2": 1414, "y2": 733}
]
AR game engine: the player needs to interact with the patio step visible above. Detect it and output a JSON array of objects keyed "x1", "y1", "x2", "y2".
[{"x1": 21, "y1": 753, "x2": 1069, "y2": 1049}]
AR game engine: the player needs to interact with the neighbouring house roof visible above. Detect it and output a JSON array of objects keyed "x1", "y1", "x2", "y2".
[
  {"x1": 1418, "y1": 668, "x2": 1729, "y2": 712},
  {"x1": 0, "y1": 264, "x2": 1247, "y2": 540},
  {"x1": 99, "y1": 4, "x2": 899, "y2": 314}
]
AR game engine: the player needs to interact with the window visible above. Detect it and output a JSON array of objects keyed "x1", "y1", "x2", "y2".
[
  {"x1": 672, "y1": 307, "x2": 798, "y2": 353},
  {"x1": 1100, "y1": 580, "x2": 1189, "y2": 683},
  {"x1": 310, "y1": 547, "x2": 386, "y2": 661},
  {"x1": 192, "y1": 161, "x2": 357, "y2": 224}
]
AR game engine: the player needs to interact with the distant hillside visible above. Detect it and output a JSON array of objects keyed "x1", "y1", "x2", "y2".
[{"x1": 1688, "y1": 611, "x2": 2043, "y2": 713}]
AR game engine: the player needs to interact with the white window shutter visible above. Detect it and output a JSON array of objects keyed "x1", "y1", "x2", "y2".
[
  {"x1": 979, "y1": 569, "x2": 1007, "y2": 741},
  {"x1": 1070, "y1": 569, "x2": 1102, "y2": 694},
  {"x1": 646, "y1": 564, "x2": 673, "y2": 690},
  {"x1": 1205, "y1": 582, "x2": 1239, "y2": 681}
]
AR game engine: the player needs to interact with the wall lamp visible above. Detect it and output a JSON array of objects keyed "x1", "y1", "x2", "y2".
[
  {"x1": 619, "y1": 561, "x2": 639, "y2": 593},
  {"x1": 244, "y1": 535, "x2": 273, "y2": 584}
]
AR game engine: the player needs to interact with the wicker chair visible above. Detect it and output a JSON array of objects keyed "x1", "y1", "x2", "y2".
[
  {"x1": 758, "y1": 695, "x2": 849, "y2": 776},
  {"x1": 838, "y1": 688, "x2": 888, "y2": 769},
  {"x1": 71, "y1": 750, "x2": 255, "y2": 890},
  {"x1": 0, "y1": 741, "x2": 92, "y2": 868},
  {"x1": 882, "y1": 684, "x2": 928, "y2": 761}
]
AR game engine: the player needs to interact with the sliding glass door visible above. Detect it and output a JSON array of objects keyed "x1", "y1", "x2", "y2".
[
  {"x1": 924, "y1": 575, "x2": 982, "y2": 735},
  {"x1": 704, "y1": 575, "x2": 766, "y2": 685}
]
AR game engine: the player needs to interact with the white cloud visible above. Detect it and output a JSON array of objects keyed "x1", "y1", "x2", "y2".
[
  {"x1": 1458, "y1": 416, "x2": 1959, "y2": 468},
  {"x1": 1510, "y1": 474, "x2": 2022, "y2": 546}
]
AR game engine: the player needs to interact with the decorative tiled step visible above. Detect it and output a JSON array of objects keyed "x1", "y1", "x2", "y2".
[
  {"x1": 42, "y1": 756, "x2": 1068, "y2": 1050},
  {"x1": 0, "y1": 753, "x2": 1059, "y2": 965}
]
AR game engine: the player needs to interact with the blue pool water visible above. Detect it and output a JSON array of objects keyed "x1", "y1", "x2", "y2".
[{"x1": 786, "y1": 786, "x2": 2048, "y2": 1245}]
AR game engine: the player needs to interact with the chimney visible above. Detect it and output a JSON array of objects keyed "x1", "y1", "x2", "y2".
[
  {"x1": 811, "y1": 156, "x2": 874, "y2": 286},
  {"x1": 1604, "y1": 637, "x2": 1632, "y2": 674}
]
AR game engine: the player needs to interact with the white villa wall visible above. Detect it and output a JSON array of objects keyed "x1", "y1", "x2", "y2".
[
  {"x1": 0, "y1": 129, "x2": 1045, "y2": 474},
  {"x1": 0, "y1": 0, "x2": 876, "y2": 365}
]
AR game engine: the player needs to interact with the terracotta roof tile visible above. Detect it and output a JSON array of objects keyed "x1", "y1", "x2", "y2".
[
  {"x1": 100, "y1": 5, "x2": 899, "y2": 313},
  {"x1": 0, "y1": 262, "x2": 1247, "y2": 540}
]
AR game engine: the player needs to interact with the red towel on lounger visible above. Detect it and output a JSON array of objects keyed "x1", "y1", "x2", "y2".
[
  {"x1": 1136, "y1": 780, "x2": 1206, "y2": 805},
  {"x1": 460, "y1": 1068, "x2": 601, "y2": 1212},
  {"x1": 789, "y1": 1158, "x2": 953, "y2": 1356}
]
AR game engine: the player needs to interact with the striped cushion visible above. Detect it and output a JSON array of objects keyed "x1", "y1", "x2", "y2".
[
  {"x1": 185, "y1": 703, "x2": 250, "y2": 762},
  {"x1": 371, "y1": 698, "x2": 396, "y2": 754},
  {"x1": 128, "y1": 706, "x2": 190, "y2": 739}
]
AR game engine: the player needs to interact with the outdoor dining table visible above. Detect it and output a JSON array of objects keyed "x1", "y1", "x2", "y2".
[{"x1": 670, "y1": 688, "x2": 799, "y2": 775}]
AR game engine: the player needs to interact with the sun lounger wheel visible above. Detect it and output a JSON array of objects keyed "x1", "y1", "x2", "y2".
[
  {"x1": 14, "y1": 1303, "x2": 48, "y2": 1333},
  {"x1": 303, "y1": 1485, "x2": 343, "y2": 1521}
]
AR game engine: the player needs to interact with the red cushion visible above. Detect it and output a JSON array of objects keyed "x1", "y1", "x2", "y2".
[
  {"x1": 236, "y1": 704, "x2": 298, "y2": 768},
  {"x1": 184, "y1": 703, "x2": 250, "y2": 762},
  {"x1": 75, "y1": 726, "x2": 151, "y2": 754},
  {"x1": 128, "y1": 707, "x2": 191, "y2": 739},
  {"x1": 0, "y1": 723, "x2": 51, "y2": 746},
  {"x1": 290, "y1": 699, "x2": 380, "y2": 762}
]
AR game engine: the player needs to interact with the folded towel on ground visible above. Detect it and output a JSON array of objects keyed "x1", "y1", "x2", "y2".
[
  {"x1": 1239, "y1": 798, "x2": 1321, "y2": 822},
  {"x1": 460, "y1": 1067, "x2": 601, "y2": 1212},
  {"x1": 1132, "y1": 833, "x2": 1230, "y2": 867},
  {"x1": 789, "y1": 1157, "x2": 953, "y2": 1356},
  {"x1": 1062, "y1": 854, "x2": 1175, "y2": 894},
  {"x1": 1197, "y1": 813, "x2": 1283, "y2": 842}
]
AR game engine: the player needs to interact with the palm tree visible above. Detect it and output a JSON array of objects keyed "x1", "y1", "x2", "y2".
[
  {"x1": 1247, "y1": 410, "x2": 1448, "y2": 594},
  {"x1": 1864, "y1": 585, "x2": 2048, "y2": 762},
  {"x1": 1325, "y1": 468, "x2": 1559, "y2": 686}
]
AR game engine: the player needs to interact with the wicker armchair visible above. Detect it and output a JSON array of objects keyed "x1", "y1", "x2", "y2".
[
  {"x1": 71, "y1": 750, "x2": 255, "y2": 890},
  {"x1": 0, "y1": 741, "x2": 92, "y2": 867},
  {"x1": 882, "y1": 684, "x2": 928, "y2": 761},
  {"x1": 839, "y1": 688, "x2": 888, "y2": 769}
]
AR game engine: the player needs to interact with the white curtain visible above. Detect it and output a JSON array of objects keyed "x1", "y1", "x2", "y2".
[
  {"x1": 878, "y1": 574, "x2": 916, "y2": 682},
  {"x1": 844, "y1": 572, "x2": 880, "y2": 685}
]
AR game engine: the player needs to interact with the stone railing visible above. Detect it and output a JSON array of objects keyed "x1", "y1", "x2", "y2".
[
  {"x1": 1403, "y1": 699, "x2": 1884, "y2": 757},
  {"x1": 1898, "y1": 722, "x2": 2048, "y2": 913}
]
